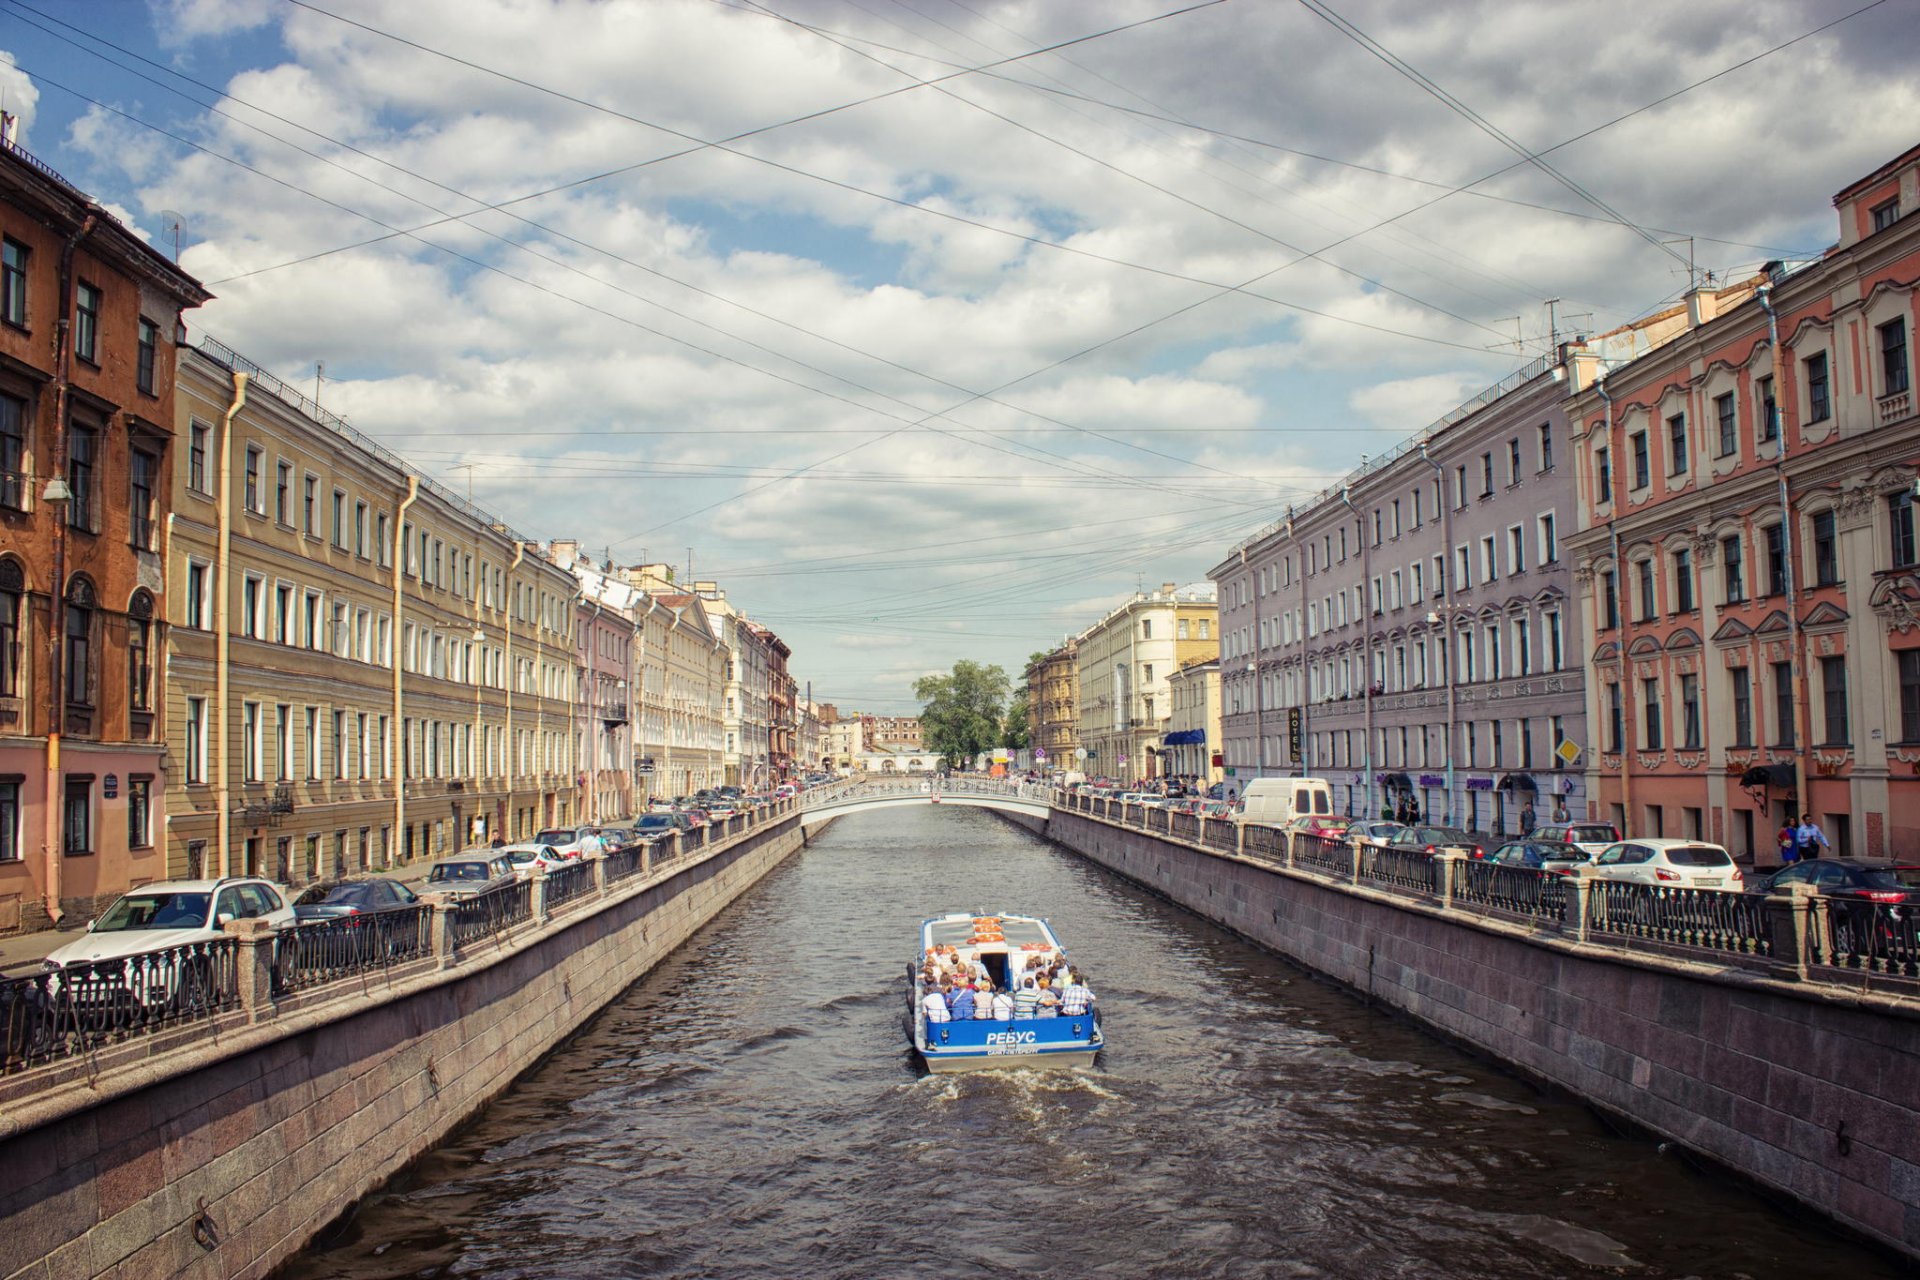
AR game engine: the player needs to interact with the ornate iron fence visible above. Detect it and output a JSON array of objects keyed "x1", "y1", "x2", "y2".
[
  {"x1": 1294, "y1": 834, "x2": 1349, "y2": 876},
  {"x1": 544, "y1": 861, "x2": 595, "y2": 912},
  {"x1": 1587, "y1": 881, "x2": 1771, "y2": 956},
  {"x1": 2, "y1": 938, "x2": 241, "y2": 1075},
  {"x1": 604, "y1": 846, "x2": 645, "y2": 883},
  {"x1": 1201, "y1": 820, "x2": 1237, "y2": 853},
  {"x1": 1242, "y1": 824, "x2": 1286, "y2": 862},
  {"x1": 449, "y1": 880, "x2": 533, "y2": 949},
  {"x1": 1168, "y1": 811, "x2": 1200, "y2": 843},
  {"x1": 1451, "y1": 860, "x2": 1566, "y2": 923},
  {"x1": 1360, "y1": 845, "x2": 1440, "y2": 895},
  {"x1": 1813, "y1": 899, "x2": 1918, "y2": 977},
  {"x1": 272, "y1": 908, "x2": 434, "y2": 995}
]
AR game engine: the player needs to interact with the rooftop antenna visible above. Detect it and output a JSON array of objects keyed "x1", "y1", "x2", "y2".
[
  {"x1": 1544, "y1": 298, "x2": 1561, "y2": 349},
  {"x1": 156, "y1": 210, "x2": 186, "y2": 262},
  {"x1": 313, "y1": 361, "x2": 325, "y2": 409}
]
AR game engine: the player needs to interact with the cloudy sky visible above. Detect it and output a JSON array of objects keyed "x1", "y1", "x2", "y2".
[{"x1": 3, "y1": 0, "x2": 1917, "y2": 711}]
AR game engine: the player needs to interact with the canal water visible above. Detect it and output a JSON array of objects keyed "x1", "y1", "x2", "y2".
[{"x1": 283, "y1": 807, "x2": 1901, "y2": 1279}]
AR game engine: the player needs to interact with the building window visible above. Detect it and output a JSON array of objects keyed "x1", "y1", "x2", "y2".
[
  {"x1": 1635, "y1": 559, "x2": 1656, "y2": 622},
  {"x1": 74, "y1": 283, "x2": 100, "y2": 364},
  {"x1": 1730, "y1": 667, "x2": 1753, "y2": 746},
  {"x1": 186, "y1": 697, "x2": 207, "y2": 783},
  {"x1": 1600, "y1": 570, "x2": 1618, "y2": 630},
  {"x1": 1715, "y1": 392, "x2": 1736, "y2": 457},
  {"x1": 1538, "y1": 421, "x2": 1553, "y2": 472},
  {"x1": 1758, "y1": 376, "x2": 1778, "y2": 443},
  {"x1": 127, "y1": 614, "x2": 151, "y2": 711},
  {"x1": 1680, "y1": 674, "x2": 1700, "y2": 749},
  {"x1": 1812, "y1": 510, "x2": 1838, "y2": 586},
  {"x1": 127, "y1": 776, "x2": 152, "y2": 849},
  {"x1": 1667, "y1": 413, "x2": 1687, "y2": 473},
  {"x1": 1672, "y1": 547, "x2": 1694, "y2": 613},
  {"x1": 0, "y1": 570, "x2": 18, "y2": 698},
  {"x1": 67, "y1": 425, "x2": 96, "y2": 531},
  {"x1": 275, "y1": 704, "x2": 291, "y2": 780},
  {"x1": 1642, "y1": 677, "x2": 1662, "y2": 749},
  {"x1": 1630, "y1": 431, "x2": 1650, "y2": 489},
  {"x1": 244, "y1": 446, "x2": 262, "y2": 512},
  {"x1": 1772, "y1": 661, "x2": 1794, "y2": 747},
  {"x1": 1900, "y1": 650, "x2": 1920, "y2": 742},
  {"x1": 1806, "y1": 352, "x2": 1831, "y2": 423},
  {"x1": 302, "y1": 474, "x2": 317, "y2": 535},
  {"x1": 189, "y1": 422, "x2": 209, "y2": 493},
  {"x1": 331, "y1": 490, "x2": 347, "y2": 547},
  {"x1": 1596, "y1": 445, "x2": 1611, "y2": 503},
  {"x1": 1881, "y1": 318, "x2": 1910, "y2": 397},
  {"x1": 1820, "y1": 656, "x2": 1849, "y2": 744},
  {"x1": 185, "y1": 561, "x2": 209, "y2": 629},
  {"x1": 136, "y1": 318, "x2": 158, "y2": 395},
  {"x1": 1480, "y1": 452, "x2": 1494, "y2": 496},
  {"x1": 0, "y1": 778, "x2": 18, "y2": 862},
  {"x1": 1723, "y1": 535, "x2": 1745, "y2": 604},
  {"x1": 1873, "y1": 197, "x2": 1902, "y2": 233},
  {"x1": 1545, "y1": 611, "x2": 1562, "y2": 671},
  {"x1": 1607, "y1": 682, "x2": 1623, "y2": 752},
  {"x1": 1507, "y1": 438, "x2": 1521, "y2": 485},
  {"x1": 129, "y1": 449, "x2": 157, "y2": 550},
  {"x1": 275, "y1": 460, "x2": 291, "y2": 524},
  {"x1": 1509, "y1": 525, "x2": 1526, "y2": 574},
  {"x1": 0, "y1": 393, "x2": 22, "y2": 510},
  {"x1": 1894, "y1": 492, "x2": 1917, "y2": 567},
  {"x1": 0, "y1": 238, "x2": 26, "y2": 326},
  {"x1": 64, "y1": 586, "x2": 92, "y2": 707},
  {"x1": 1763, "y1": 524, "x2": 1786, "y2": 596},
  {"x1": 62, "y1": 776, "x2": 92, "y2": 855}
]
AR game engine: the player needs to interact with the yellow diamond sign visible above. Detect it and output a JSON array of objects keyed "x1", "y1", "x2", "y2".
[{"x1": 1555, "y1": 739, "x2": 1582, "y2": 765}]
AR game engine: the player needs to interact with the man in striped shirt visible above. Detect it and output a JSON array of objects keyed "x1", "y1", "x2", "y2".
[{"x1": 1012, "y1": 980, "x2": 1041, "y2": 1019}]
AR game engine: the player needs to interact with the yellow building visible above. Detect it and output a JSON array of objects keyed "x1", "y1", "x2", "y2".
[
  {"x1": 166, "y1": 340, "x2": 578, "y2": 882},
  {"x1": 1074, "y1": 583, "x2": 1218, "y2": 781},
  {"x1": 1163, "y1": 658, "x2": 1222, "y2": 783},
  {"x1": 1024, "y1": 639, "x2": 1081, "y2": 771}
]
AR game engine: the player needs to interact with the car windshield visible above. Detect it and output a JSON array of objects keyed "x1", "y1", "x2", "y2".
[
  {"x1": 428, "y1": 863, "x2": 491, "y2": 883},
  {"x1": 1569, "y1": 826, "x2": 1617, "y2": 841},
  {"x1": 296, "y1": 883, "x2": 378, "y2": 907},
  {"x1": 95, "y1": 891, "x2": 212, "y2": 931},
  {"x1": 635, "y1": 816, "x2": 672, "y2": 828},
  {"x1": 1860, "y1": 867, "x2": 1920, "y2": 890},
  {"x1": 1663, "y1": 845, "x2": 1733, "y2": 867},
  {"x1": 534, "y1": 830, "x2": 573, "y2": 845}
]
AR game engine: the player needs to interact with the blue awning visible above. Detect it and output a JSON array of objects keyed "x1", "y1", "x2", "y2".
[{"x1": 1162, "y1": 729, "x2": 1207, "y2": 745}]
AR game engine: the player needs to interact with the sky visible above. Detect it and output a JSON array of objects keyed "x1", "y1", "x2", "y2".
[{"x1": 2, "y1": 0, "x2": 1917, "y2": 712}]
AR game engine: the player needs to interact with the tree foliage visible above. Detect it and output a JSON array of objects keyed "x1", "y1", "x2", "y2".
[
  {"x1": 914, "y1": 660, "x2": 1011, "y2": 764},
  {"x1": 1002, "y1": 687, "x2": 1032, "y2": 750}
]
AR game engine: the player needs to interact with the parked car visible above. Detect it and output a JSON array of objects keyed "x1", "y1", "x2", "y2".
[
  {"x1": 421, "y1": 852, "x2": 518, "y2": 899},
  {"x1": 1285, "y1": 813, "x2": 1353, "y2": 840},
  {"x1": 1749, "y1": 859, "x2": 1920, "y2": 901},
  {"x1": 1588, "y1": 839, "x2": 1744, "y2": 891},
  {"x1": 498, "y1": 844, "x2": 570, "y2": 880},
  {"x1": 1528, "y1": 822, "x2": 1621, "y2": 857},
  {"x1": 1349, "y1": 820, "x2": 1409, "y2": 850},
  {"x1": 46, "y1": 878, "x2": 297, "y2": 971},
  {"x1": 532, "y1": 827, "x2": 594, "y2": 858},
  {"x1": 1390, "y1": 826, "x2": 1485, "y2": 857},
  {"x1": 1488, "y1": 840, "x2": 1589, "y2": 875},
  {"x1": 1197, "y1": 800, "x2": 1235, "y2": 820},
  {"x1": 292, "y1": 878, "x2": 422, "y2": 921},
  {"x1": 630, "y1": 812, "x2": 690, "y2": 841}
]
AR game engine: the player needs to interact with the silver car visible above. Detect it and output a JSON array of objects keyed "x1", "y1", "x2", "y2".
[
  {"x1": 421, "y1": 852, "x2": 518, "y2": 900},
  {"x1": 1588, "y1": 839, "x2": 1746, "y2": 892}
]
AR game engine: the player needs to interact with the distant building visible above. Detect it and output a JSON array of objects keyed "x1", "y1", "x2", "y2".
[
  {"x1": 1024, "y1": 640, "x2": 1081, "y2": 770},
  {"x1": 1074, "y1": 583, "x2": 1219, "y2": 781},
  {"x1": 1163, "y1": 658, "x2": 1221, "y2": 783}
]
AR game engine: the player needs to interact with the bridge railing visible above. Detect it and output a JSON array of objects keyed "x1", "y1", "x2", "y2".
[
  {"x1": 1053, "y1": 798, "x2": 1875, "y2": 993},
  {"x1": 2, "y1": 938, "x2": 241, "y2": 1076},
  {"x1": 271, "y1": 907, "x2": 435, "y2": 995}
]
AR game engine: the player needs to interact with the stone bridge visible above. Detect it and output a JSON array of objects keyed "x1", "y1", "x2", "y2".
[{"x1": 798, "y1": 778, "x2": 1051, "y2": 827}]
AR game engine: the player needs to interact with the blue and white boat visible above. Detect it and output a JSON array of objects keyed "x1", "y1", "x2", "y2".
[{"x1": 907, "y1": 912, "x2": 1102, "y2": 1072}]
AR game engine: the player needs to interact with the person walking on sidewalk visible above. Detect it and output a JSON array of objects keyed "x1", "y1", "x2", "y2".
[{"x1": 1794, "y1": 814, "x2": 1831, "y2": 861}]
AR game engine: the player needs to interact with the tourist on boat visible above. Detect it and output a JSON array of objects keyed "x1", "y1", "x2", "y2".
[
  {"x1": 972, "y1": 979, "x2": 996, "y2": 1018},
  {"x1": 948, "y1": 982, "x2": 977, "y2": 1020},
  {"x1": 1059, "y1": 976, "x2": 1095, "y2": 1017},
  {"x1": 1013, "y1": 980, "x2": 1041, "y2": 1019},
  {"x1": 921, "y1": 983, "x2": 952, "y2": 1023},
  {"x1": 1035, "y1": 979, "x2": 1062, "y2": 1017},
  {"x1": 990, "y1": 986, "x2": 1016, "y2": 1019}
]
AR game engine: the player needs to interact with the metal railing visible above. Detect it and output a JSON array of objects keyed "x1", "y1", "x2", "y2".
[
  {"x1": 1451, "y1": 859, "x2": 1566, "y2": 924},
  {"x1": 543, "y1": 861, "x2": 594, "y2": 912},
  {"x1": 1294, "y1": 834, "x2": 1349, "y2": 876},
  {"x1": 1201, "y1": 820, "x2": 1238, "y2": 853},
  {"x1": 1586, "y1": 880, "x2": 1772, "y2": 956},
  {"x1": 449, "y1": 879, "x2": 534, "y2": 947},
  {"x1": 272, "y1": 907, "x2": 435, "y2": 995},
  {"x1": 1242, "y1": 824, "x2": 1286, "y2": 862},
  {"x1": 603, "y1": 845, "x2": 645, "y2": 883},
  {"x1": 1812, "y1": 899, "x2": 1917, "y2": 977},
  {"x1": 2, "y1": 939, "x2": 240, "y2": 1075},
  {"x1": 1360, "y1": 844, "x2": 1441, "y2": 895}
]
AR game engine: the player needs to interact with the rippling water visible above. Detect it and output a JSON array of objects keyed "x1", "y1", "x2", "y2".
[{"x1": 282, "y1": 807, "x2": 1901, "y2": 1279}]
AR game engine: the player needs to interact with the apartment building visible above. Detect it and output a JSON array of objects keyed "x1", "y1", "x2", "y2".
[
  {"x1": 1566, "y1": 144, "x2": 1920, "y2": 862},
  {"x1": 166, "y1": 341, "x2": 578, "y2": 883},
  {"x1": 705, "y1": 591, "x2": 771, "y2": 789},
  {"x1": 550, "y1": 543, "x2": 636, "y2": 825},
  {"x1": 760, "y1": 625, "x2": 795, "y2": 781},
  {"x1": 1023, "y1": 639, "x2": 1081, "y2": 770},
  {"x1": 0, "y1": 137, "x2": 209, "y2": 932},
  {"x1": 635, "y1": 589, "x2": 726, "y2": 798},
  {"x1": 1163, "y1": 657, "x2": 1220, "y2": 783},
  {"x1": 1075, "y1": 584, "x2": 1218, "y2": 781}
]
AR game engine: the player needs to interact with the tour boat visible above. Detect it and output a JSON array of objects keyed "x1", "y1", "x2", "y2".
[{"x1": 907, "y1": 912, "x2": 1102, "y2": 1072}]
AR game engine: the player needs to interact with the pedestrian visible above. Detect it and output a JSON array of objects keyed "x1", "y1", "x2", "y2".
[
  {"x1": 1794, "y1": 814, "x2": 1831, "y2": 861},
  {"x1": 1777, "y1": 820, "x2": 1800, "y2": 865},
  {"x1": 1519, "y1": 801, "x2": 1536, "y2": 836},
  {"x1": 489, "y1": 835, "x2": 506, "y2": 848}
]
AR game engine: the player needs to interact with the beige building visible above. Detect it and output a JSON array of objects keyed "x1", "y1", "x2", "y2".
[
  {"x1": 825, "y1": 716, "x2": 862, "y2": 773},
  {"x1": 1024, "y1": 639, "x2": 1081, "y2": 770},
  {"x1": 1163, "y1": 657, "x2": 1222, "y2": 783},
  {"x1": 1075, "y1": 583, "x2": 1219, "y2": 781},
  {"x1": 166, "y1": 341, "x2": 579, "y2": 882},
  {"x1": 623, "y1": 570, "x2": 727, "y2": 800}
]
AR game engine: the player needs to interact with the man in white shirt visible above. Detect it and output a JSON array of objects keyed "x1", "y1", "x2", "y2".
[{"x1": 920, "y1": 983, "x2": 951, "y2": 1023}]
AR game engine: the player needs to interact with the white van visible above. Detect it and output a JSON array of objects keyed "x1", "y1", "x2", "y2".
[{"x1": 1235, "y1": 777, "x2": 1336, "y2": 829}]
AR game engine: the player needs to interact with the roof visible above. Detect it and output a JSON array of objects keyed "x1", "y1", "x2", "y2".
[{"x1": 1833, "y1": 142, "x2": 1920, "y2": 205}]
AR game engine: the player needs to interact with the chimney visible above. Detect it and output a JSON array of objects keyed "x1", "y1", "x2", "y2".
[
  {"x1": 1160, "y1": 582, "x2": 1176, "y2": 596},
  {"x1": 1684, "y1": 283, "x2": 1719, "y2": 330},
  {"x1": 550, "y1": 539, "x2": 580, "y2": 565}
]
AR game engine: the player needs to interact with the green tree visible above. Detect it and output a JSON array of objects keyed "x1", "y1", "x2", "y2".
[
  {"x1": 914, "y1": 660, "x2": 1011, "y2": 765},
  {"x1": 1002, "y1": 687, "x2": 1032, "y2": 750}
]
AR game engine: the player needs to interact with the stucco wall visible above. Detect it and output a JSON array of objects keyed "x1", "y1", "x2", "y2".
[
  {"x1": 1047, "y1": 808, "x2": 1920, "y2": 1259},
  {"x1": 0, "y1": 819, "x2": 808, "y2": 1280}
]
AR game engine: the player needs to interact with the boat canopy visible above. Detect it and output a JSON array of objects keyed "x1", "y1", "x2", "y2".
[{"x1": 925, "y1": 916, "x2": 1050, "y2": 947}]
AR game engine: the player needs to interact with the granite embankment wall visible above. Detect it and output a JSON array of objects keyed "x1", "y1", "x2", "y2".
[
  {"x1": 1047, "y1": 808, "x2": 1920, "y2": 1259},
  {"x1": 0, "y1": 818, "x2": 812, "y2": 1280}
]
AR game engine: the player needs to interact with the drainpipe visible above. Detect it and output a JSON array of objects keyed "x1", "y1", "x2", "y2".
[
  {"x1": 1340, "y1": 487, "x2": 1374, "y2": 819},
  {"x1": 1756, "y1": 284, "x2": 1808, "y2": 823},
  {"x1": 503, "y1": 540, "x2": 525, "y2": 836},
  {"x1": 1597, "y1": 376, "x2": 1634, "y2": 830},
  {"x1": 392, "y1": 477, "x2": 419, "y2": 859},
  {"x1": 213, "y1": 371, "x2": 249, "y2": 875},
  {"x1": 1418, "y1": 443, "x2": 1455, "y2": 823},
  {"x1": 41, "y1": 212, "x2": 96, "y2": 924}
]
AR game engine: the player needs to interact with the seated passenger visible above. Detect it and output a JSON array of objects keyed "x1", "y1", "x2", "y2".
[
  {"x1": 1059, "y1": 975, "x2": 1095, "y2": 1017},
  {"x1": 1034, "y1": 979, "x2": 1061, "y2": 1017},
  {"x1": 1013, "y1": 980, "x2": 1040, "y2": 1019},
  {"x1": 991, "y1": 987, "x2": 1016, "y2": 1020},
  {"x1": 921, "y1": 983, "x2": 951, "y2": 1024},
  {"x1": 948, "y1": 981, "x2": 976, "y2": 1020},
  {"x1": 972, "y1": 979, "x2": 996, "y2": 1018}
]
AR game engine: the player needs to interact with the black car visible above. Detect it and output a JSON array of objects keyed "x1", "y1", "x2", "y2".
[
  {"x1": 630, "y1": 812, "x2": 691, "y2": 840},
  {"x1": 1749, "y1": 859, "x2": 1920, "y2": 902},
  {"x1": 1389, "y1": 825, "x2": 1487, "y2": 858},
  {"x1": 1488, "y1": 840, "x2": 1589, "y2": 874},
  {"x1": 292, "y1": 878, "x2": 423, "y2": 921}
]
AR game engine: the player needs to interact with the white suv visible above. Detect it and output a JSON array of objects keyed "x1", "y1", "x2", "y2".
[
  {"x1": 45, "y1": 878, "x2": 296, "y2": 972},
  {"x1": 1588, "y1": 839, "x2": 1745, "y2": 892}
]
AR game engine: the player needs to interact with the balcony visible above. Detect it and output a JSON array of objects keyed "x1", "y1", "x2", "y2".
[
  {"x1": 598, "y1": 701, "x2": 630, "y2": 726},
  {"x1": 1881, "y1": 389, "x2": 1912, "y2": 425}
]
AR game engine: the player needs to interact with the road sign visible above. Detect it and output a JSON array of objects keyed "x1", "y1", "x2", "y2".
[
  {"x1": 1034, "y1": 748, "x2": 1047, "y2": 760},
  {"x1": 1118, "y1": 754, "x2": 1129, "y2": 766},
  {"x1": 636, "y1": 758, "x2": 657, "y2": 775},
  {"x1": 1077, "y1": 747, "x2": 1090, "y2": 760},
  {"x1": 1555, "y1": 739, "x2": 1582, "y2": 765},
  {"x1": 1225, "y1": 767, "x2": 1236, "y2": 777},
  {"x1": 1287, "y1": 707, "x2": 1302, "y2": 762}
]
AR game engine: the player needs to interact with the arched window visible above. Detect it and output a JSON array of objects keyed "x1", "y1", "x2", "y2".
[
  {"x1": 127, "y1": 589, "x2": 154, "y2": 715},
  {"x1": 0, "y1": 558, "x2": 22, "y2": 699},
  {"x1": 65, "y1": 575, "x2": 95, "y2": 708}
]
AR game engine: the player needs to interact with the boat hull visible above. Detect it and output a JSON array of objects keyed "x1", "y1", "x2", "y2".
[{"x1": 919, "y1": 1043, "x2": 1100, "y2": 1073}]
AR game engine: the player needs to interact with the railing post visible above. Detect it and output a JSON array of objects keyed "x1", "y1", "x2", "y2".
[
  {"x1": 424, "y1": 895, "x2": 458, "y2": 968},
  {"x1": 1434, "y1": 850, "x2": 1463, "y2": 909},
  {"x1": 1236, "y1": 820, "x2": 1247, "y2": 859},
  {"x1": 670, "y1": 831, "x2": 685, "y2": 862},
  {"x1": 225, "y1": 918, "x2": 276, "y2": 1020},
  {"x1": 530, "y1": 867, "x2": 550, "y2": 924},
  {"x1": 1348, "y1": 836, "x2": 1364, "y2": 885},
  {"x1": 1768, "y1": 883, "x2": 1816, "y2": 981},
  {"x1": 1567, "y1": 866, "x2": 1595, "y2": 941}
]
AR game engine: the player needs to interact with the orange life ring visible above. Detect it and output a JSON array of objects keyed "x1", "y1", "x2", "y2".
[
  {"x1": 970, "y1": 934, "x2": 1003, "y2": 945},
  {"x1": 1022, "y1": 943, "x2": 1050, "y2": 952},
  {"x1": 972, "y1": 916, "x2": 1001, "y2": 927}
]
